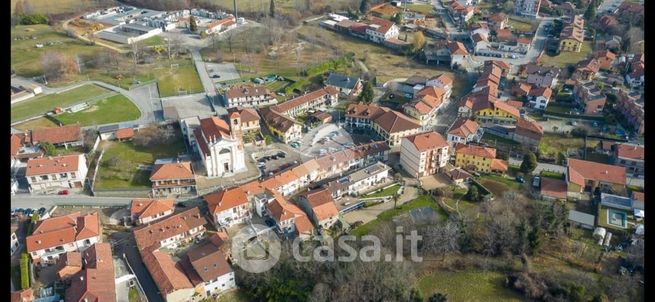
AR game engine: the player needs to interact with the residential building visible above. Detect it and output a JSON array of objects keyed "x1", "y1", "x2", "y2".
[
  {"x1": 192, "y1": 116, "x2": 247, "y2": 178},
  {"x1": 448, "y1": 41, "x2": 470, "y2": 69},
  {"x1": 26, "y1": 212, "x2": 101, "y2": 266},
  {"x1": 180, "y1": 238, "x2": 236, "y2": 298},
  {"x1": 513, "y1": 117, "x2": 544, "y2": 148},
  {"x1": 325, "y1": 73, "x2": 363, "y2": 98},
  {"x1": 573, "y1": 81, "x2": 606, "y2": 115},
  {"x1": 612, "y1": 143, "x2": 644, "y2": 177},
  {"x1": 520, "y1": 64, "x2": 560, "y2": 88},
  {"x1": 223, "y1": 85, "x2": 277, "y2": 108},
  {"x1": 130, "y1": 198, "x2": 175, "y2": 225},
  {"x1": 64, "y1": 243, "x2": 116, "y2": 302},
  {"x1": 195, "y1": 115, "x2": 249, "y2": 177},
  {"x1": 142, "y1": 249, "x2": 195, "y2": 302},
  {"x1": 369, "y1": 3, "x2": 401, "y2": 19},
  {"x1": 447, "y1": 118, "x2": 483, "y2": 144},
  {"x1": 566, "y1": 159, "x2": 626, "y2": 200},
  {"x1": 625, "y1": 60, "x2": 644, "y2": 88},
  {"x1": 226, "y1": 107, "x2": 261, "y2": 134},
  {"x1": 400, "y1": 131, "x2": 450, "y2": 178},
  {"x1": 615, "y1": 90, "x2": 643, "y2": 134},
  {"x1": 55, "y1": 251, "x2": 82, "y2": 281},
  {"x1": 204, "y1": 186, "x2": 254, "y2": 228},
  {"x1": 346, "y1": 103, "x2": 421, "y2": 146},
  {"x1": 448, "y1": 2, "x2": 474, "y2": 25},
  {"x1": 10, "y1": 289, "x2": 33, "y2": 302},
  {"x1": 599, "y1": 193, "x2": 644, "y2": 230},
  {"x1": 559, "y1": 15, "x2": 584, "y2": 52},
  {"x1": 527, "y1": 86, "x2": 553, "y2": 109},
  {"x1": 425, "y1": 74, "x2": 454, "y2": 101},
  {"x1": 595, "y1": 50, "x2": 616, "y2": 70},
  {"x1": 515, "y1": 0, "x2": 542, "y2": 17},
  {"x1": 25, "y1": 154, "x2": 88, "y2": 194},
  {"x1": 540, "y1": 177, "x2": 568, "y2": 201},
  {"x1": 296, "y1": 189, "x2": 340, "y2": 230},
  {"x1": 259, "y1": 107, "x2": 302, "y2": 144},
  {"x1": 574, "y1": 58, "x2": 600, "y2": 81},
  {"x1": 326, "y1": 162, "x2": 391, "y2": 198},
  {"x1": 472, "y1": 98, "x2": 521, "y2": 126},
  {"x1": 133, "y1": 207, "x2": 207, "y2": 251},
  {"x1": 11, "y1": 132, "x2": 43, "y2": 168},
  {"x1": 150, "y1": 161, "x2": 196, "y2": 197},
  {"x1": 11, "y1": 222, "x2": 20, "y2": 255},
  {"x1": 512, "y1": 82, "x2": 532, "y2": 97},
  {"x1": 265, "y1": 194, "x2": 314, "y2": 239},
  {"x1": 366, "y1": 17, "x2": 400, "y2": 43},
  {"x1": 30, "y1": 124, "x2": 82, "y2": 148},
  {"x1": 403, "y1": 86, "x2": 445, "y2": 127},
  {"x1": 271, "y1": 86, "x2": 339, "y2": 117},
  {"x1": 454, "y1": 144, "x2": 507, "y2": 173},
  {"x1": 446, "y1": 168, "x2": 473, "y2": 185},
  {"x1": 487, "y1": 13, "x2": 508, "y2": 30}
]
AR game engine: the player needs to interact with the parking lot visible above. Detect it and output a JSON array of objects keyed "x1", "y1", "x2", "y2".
[
  {"x1": 205, "y1": 63, "x2": 241, "y2": 83},
  {"x1": 252, "y1": 148, "x2": 303, "y2": 177}
]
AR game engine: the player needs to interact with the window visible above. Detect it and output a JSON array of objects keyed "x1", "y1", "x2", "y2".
[
  {"x1": 40, "y1": 175, "x2": 48, "y2": 181},
  {"x1": 71, "y1": 172, "x2": 76, "y2": 178},
  {"x1": 60, "y1": 173, "x2": 68, "y2": 179}
]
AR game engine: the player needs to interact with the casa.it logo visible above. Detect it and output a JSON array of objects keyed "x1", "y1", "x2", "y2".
[{"x1": 231, "y1": 224, "x2": 281, "y2": 273}]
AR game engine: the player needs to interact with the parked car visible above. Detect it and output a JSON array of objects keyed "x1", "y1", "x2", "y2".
[
  {"x1": 532, "y1": 176, "x2": 541, "y2": 188},
  {"x1": 58, "y1": 190, "x2": 69, "y2": 195},
  {"x1": 277, "y1": 152, "x2": 286, "y2": 158},
  {"x1": 516, "y1": 176, "x2": 525, "y2": 183}
]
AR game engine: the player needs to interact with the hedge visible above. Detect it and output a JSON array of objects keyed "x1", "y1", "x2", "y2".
[{"x1": 20, "y1": 253, "x2": 29, "y2": 289}]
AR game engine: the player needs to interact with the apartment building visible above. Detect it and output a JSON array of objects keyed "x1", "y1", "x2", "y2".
[
  {"x1": 133, "y1": 207, "x2": 207, "y2": 251},
  {"x1": 223, "y1": 85, "x2": 277, "y2": 108},
  {"x1": 612, "y1": 143, "x2": 644, "y2": 177},
  {"x1": 574, "y1": 81, "x2": 606, "y2": 115},
  {"x1": 447, "y1": 118, "x2": 483, "y2": 144},
  {"x1": 150, "y1": 161, "x2": 197, "y2": 197},
  {"x1": 130, "y1": 198, "x2": 175, "y2": 225},
  {"x1": 454, "y1": 144, "x2": 507, "y2": 173},
  {"x1": 400, "y1": 131, "x2": 450, "y2": 178},
  {"x1": 566, "y1": 159, "x2": 626, "y2": 200},
  {"x1": 271, "y1": 86, "x2": 339, "y2": 118},
  {"x1": 25, "y1": 154, "x2": 88, "y2": 194},
  {"x1": 326, "y1": 162, "x2": 391, "y2": 198}
]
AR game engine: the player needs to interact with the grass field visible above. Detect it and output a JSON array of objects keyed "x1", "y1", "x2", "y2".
[
  {"x1": 10, "y1": 0, "x2": 113, "y2": 15},
  {"x1": 407, "y1": 4, "x2": 434, "y2": 14},
  {"x1": 538, "y1": 133, "x2": 599, "y2": 159},
  {"x1": 540, "y1": 41, "x2": 594, "y2": 67},
  {"x1": 156, "y1": 61, "x2": 205, "y2": 97},
  {"x1": 11, "y1": 84, "x2": 111, "y2": 122},
  {"x1": 417, "y1": 270, "x2": 523, "y2": 302},
  {"x1": 352, "y1": 195, "x2": 447, "y2": 236},
  {"x1": 216, "y1": 290, "x2": 250, "y2": 302},
  {"x1": 54, "y1": 94, "x2": 140, "y2": 126},
  {"x1": 365, "y1": 184, "x2": 401, "y2": 198},
  {"x1": 508, "y1": 18, "x2": 536, "y2": 32},
  {"x1": 13, "y1": 117, "x2": 58, "y2": 130},
  {"x1": 95, "y1": 140, "x2": 186, "y2": 190},
  {"x1": 141, "y1": 35, "x2": 164, "y2": 46}
]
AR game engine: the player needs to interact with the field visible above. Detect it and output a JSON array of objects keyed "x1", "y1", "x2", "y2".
[
  {"x1": 10, "y1": 0, "x2": 114, "y2": 15},
  {"x1": 417, "y1": 270, "x2": 523, "y2": 302},
  {"x1": 538, "y1": 133, "x2": 599, "y2": 159},
  {"x1": 156, "y1": 61, "x2": 205, "y2": 97},
  {"x1": 479, "y1": 178, "x2": 514, "y2": 197},
  {"x1": 95, "y1": 140, "x2": 186, "y2": 190},
  {"x1": 407, "y1": 4, "x2": 434, "y2": 14},
  {"x1": 507, "y1": 17, "x2": 536, "y2": 32},
  {"x1": 365, "y1": 184, "x2": 401, "y2": 198},
  {"x1": 195, "y1": 0, "x2": 357, "y2": 16},
  {"x1": 11, "y1": 84, "x2": 111, "y2": 122},
  {"x1": 540, "y1": 41, "x2": 594, "y2": 67},
  {"x1": 53, "y1": 94, "x2": 140, "y2": 126},
  {"x1": 13, "y1": 117, "x2": 58, "y2": 130},
  {"x1": 352, "y1": 195, "x2": 447, "y2": 236}
]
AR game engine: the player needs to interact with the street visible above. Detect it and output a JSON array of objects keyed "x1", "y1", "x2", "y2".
[{"x1": 111, "y1": 232, "x2": 165, "y2": 302}]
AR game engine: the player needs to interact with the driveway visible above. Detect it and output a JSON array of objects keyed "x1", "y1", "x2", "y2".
[
  {"x1": 110, "y1": 232, "x2": 165, "y2": 302},
  {"x1": 343, "y1": 186, "x2": 419, "y2": 225},
  {"x1": 190, "y1": 48, "x2": 217, "y2": 97}
]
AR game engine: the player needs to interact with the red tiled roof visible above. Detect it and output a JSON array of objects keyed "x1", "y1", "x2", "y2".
[
  {"x1": 273, "y1": 86, "x2": 338, "y2": 114},
  {"x1": 26, "y1": 212, "x2": 101, "y2": 253},
  {"x1": 133, "y1": 207, "x2": 206, "y2": 251},
  {"x1": 228, "y1": 107, "x2": 260, "y2": 124},
  {"x1": 150, "y1": 161, "x2": 194, "y2": 181},
  {"x1": 448, "y1": 118, "x2": 480, "y2": 138},
  {"x1": 404, "y1": 131, "x2": 448, "y2": 151},
  {"x1": 429, "y1": 74, "x2": 453, "y2": 86},
  {"x1": 25, "y1": 154, "x2": 82, "y2": 176},
  {"x1": 567, "y1": 159, "x2": 626, "y2": 187},
  {"x1": 632, "y1": 191, "x2": 644, "y2": 202},
  {"x1": 115, "y1": 128, "x2": 135, "y2": 139},
  {"x1": 455, "y1": 143, "x2": 496, "y2": 159},
  {"x1": 540, "y1": 178, "x2": 567, "y2": 200},
  {"x1": 448, "y1": 41, "x2": 469, "y2": 56},
  {"x1": 224, "y1": 85, "x2": 275, "y2": 100},
  {"x1": 369, "y1": 16, "x2": 395, "y2": 34},
  {"x1": 507, "y1": 100, "x2": 524, "y2": 109},
  {"x1": 130, "y1": 198, "x2": 175, "y2": 221},
  {"x1": 529, "y1": 86, "x2": 553, "y2": 99},
  {"x1": 373, "y1": 110, "x2": 421, "y2": 134},
  {"x1": 490, "y1": 159, "x2": 508, "y2": 172},
  {"x1": 11, "y1": 133, "x2": 24, "y2": 158},
  {"x1": 55, "y1": 251, "x2": 82, "y2": 280},
  {"x1": 301, "y1": 189, "x2": 339, "y2": 222},
  {"x1": 615, "y1": 144, "x2": 644, "y2": 160},
  {"x1": 66, "y1": 243, "x2": 116, "y2": 302},
  {"x1": 204, "y1": 186, "x2": 250, "y2": 214},
  {"x1": 496, "y1": 29, "x2": 514, "y2": 42},
  {"x1": 142, "y1": 250, "x2": 193, "y2": 295},
  {"x1": 185, "y1": 241, "x2": 232, "y2": 283},
  {"x1": 10, "y1": 289, "x2": 33, "y2": 302},
  {"x1": 31, "y1": 124, "x2": 81, "y2": 145}
]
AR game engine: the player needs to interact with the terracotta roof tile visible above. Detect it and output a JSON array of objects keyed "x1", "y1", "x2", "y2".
[
  {"x1": 186, "y1": 242, "x2": 232, "y2": 282},
  {"x1": 10, "y1": 289, "x2": 33, "y2": 302},
  {"x1": 130, "y1": 198, "x2": 175, "y2": 221},
  {"x1": 373, "y1": 110, "x2": 421, "y2": 133},
  {"x1": 142, "y1": 250, "x2": 193, "y2": 294},
  {"x1": 490, "y1": 159, "x2": 508, "y2": 172},
  {"x1": 25, "y1": 154, "x2": 82, "y2": 176},
  {"x1": 448, "y1": 41, "x2": 469, "y2": 56},
  {"x1": 205, "y1": 187, "x2": 250, "y2": 214},
  {"x1": 150, "y1": 161, "x2": 194, "y2": 181},
  {"x1": 448, "y1": 118, "x2": 480, "y2": 138},
  {"x1": 404, "y1": 131, "x2": 448, "y2": 151},
  {"x1": 115, "y1": 128, "x2": 135, "y2": 139},
  {"x1": 615, "y1": 144, "x2": 644, "y2": 160},
  {"x1": 540, "y1": 178, "x2": 567, "y2": 199},
  {"x1": 567, "y1": 159, "x2": 626, "y2": 186},
  {"x1": 31, "y1": 124, "x2": 81, "y2": 145},
  {"x1": 273, "y1": 86, "x2": 338, "y2": 114},
  {"x1": 302, "y1": 189, "x2": 339, "y2": 222},
  {"x1": 26, "y1": 212, "x2": 100, "y2": 253},
  {"x1": 455, "y1": 143, "x2": 496, "y2": 159},
  {"x1": 133, "y1": 207, "x2": 206, "y2": 251},
  {"x1": 66, "y1": 243, "x2": 116, "y2": 302}
]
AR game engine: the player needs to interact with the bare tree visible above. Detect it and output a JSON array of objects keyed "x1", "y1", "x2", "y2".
[{"x1": 41, "y1": 51, "x2": 78, "y2": 80}]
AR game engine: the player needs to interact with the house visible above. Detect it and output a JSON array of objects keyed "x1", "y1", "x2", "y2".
[
  {"x1": 204, "y1": 186, "x2": 254, "y2": 228},
  {"x1": 150, "y1": 161, "x2": 196, "y2": 197},
  {"x1": 259, "y1": 107, "x2": 302, "y2": 144},
  {"x1": 599, "y1": 193, "x2": 643, "y2": 230},
  {"x1": 180, "y1": 238, "x2": 236, "y2": 298},
  {"x1": 130, "y1": 198, "x2": 175, "y2": 225},
  {"x1": 568, "y1": 210, "x2": 596, "y2": 230},
  {"x1": 512, "y1": 82, "x2": 533, "y2": 98},
  {"x1": 540, "y1": 177, "x2": 567, "y2": 201},
  {"x1": 559, "y1": 15, "x2": 584, "y2": 52},
  {"x1": 403, "y1": 87, "x2": 445, "y2": 127},
  {"x1": 11, "y1": 132, "x2": 43, "y2": 169},
  {"x1": 133, "y1": 207, "x2": 207, "y2": 251},
  {"x1": 366, "y1": 17, "x2": 400, "y2": 43},
  {"x1": 574, "y1": 58, "x2": 600, "y2": 81},
  {"x1": 399, "y1": 74, "x2": 428, "y2": 98},
  {"x1": 296, "y1": 188, "x2": 340, "y2": 230},
  {"x1": 64, "y1": 243, "x2": 116, "y2": 302},
  {"x1": 472, "y1": 98, "x2": 520, "y2": 126},
  {"x1": 566, "y1": 159, "x2": 626, "y2": 200},
  {"x1": 448, "y1": 41, "x2": 470, "y2": 69},
  {"x1": 487, "y1": 13, "x2": 508, "y2": 30},
  {"x1": 226, "y1": 107, "x2": 261, "y2": 137},
  {"x1": 521, "y1": 64, "x2": 560, "y2": 88},
  {"x1": 192, "y1": 116, "x2": 246, "y2": 177},
  {"x1": 25, "y1": 154, "x2": 88, "y2": 194},
  {"x1": 400, "y1": 131, "x2": 449, "y2": 178},
  {"x1": 515, "y1": 0, "x2": 542, "y2": 17},
  {"x1": 617, "y1": 2, "x2": 644, "y2": 24},
  {"x1": 454, "y1": 144, "x2": 507, "y2": 173},
  {"x1": 598, "y1": 15, "x2": 619, "y2": 35},
  {"x1": 326, "y1": 162, "x2": 391, "y2": 198},
  {"x1": 369, "y1": 3, "x2": 401, "y2": 19},
  {"x1": 142, "y1": 249, "x2": 195, "y2": 302},
  {"x1": 471, "y1": 32, "x2": 490, "y2": 54},
  {"x1": 11, "y1": 222, "x2": 20, "y2": 255},
  {"x1": 446, "y1": 167, "x2": 473, "y2": 185},
  {"x1": 271, "y1": 86, "x2": 339, "y2": 117},
  {"x1": 573, "y1": 81, "x2": 606, "y2": 115},
  {"x1": 345, "y1": 103, "x2": 421, "y2": 147},
  {"x1": 425, "y1": 74, "x2": 454, "y2": 101},
  {"x1": 10, "y1": 289, "x2": 34, "y2": 302},
  {"x1": 30, "y1": 124, "x2": 82, "y2": 148},
  {"x1": 611, "y1": 143, "x2": 644, "y2": 177},
  {"x1": 527, "y1": 86, "x2": 553, "y2": 109},
  {"x1": 495, "y1": 28, "x2": 515, "y2": 44},
  {"x1": 325, "y1": 73, "x2": 363, "y2": 98},
  {"x1": 448, "y1": 2, "x2": 474, "y2": 25},
  {"x1": 595, "y1": 50, "x2": 616, "y2": 70},
  {"x1": 115, "y1": 127, "x2": 135, "y2": 141},
  {"x1": 265, "y1": 194, "x2": 314, "y2": 239},
  {"x1": 615, "y1": 90, "x2": 643, "y2": 134},
  {"x1": 513, "y1": 117, "x2": 544, "y2": 148},
  {"x1": 625, "y1": 60, "x2": 644, "y2": 88},
  {"x1": 447, "y1": 118, "x2": 483, "y2": 144},
  {"x1": 223, "y1": 85, "x2": 277, "y2": 108},
  {"x1": 25, "y1": 212, "x2": 101, "y2": 266},
  {"x1": 517, "y1": 36, "x2": 532, "y2": 52},
  {"x1": 309, "y1": 111, "x2": 333, "y2": 124},
  {"x1": 55, "y1": 251, "x2": 82, "y2": 280}
]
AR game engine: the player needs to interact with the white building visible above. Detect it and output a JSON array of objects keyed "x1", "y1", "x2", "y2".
[
  {"x1": 25, "y1": 212, "x2": 101, "y2": 266},
  {"x1": 25, "y1": 154, "x2": 88, "y2": 194},
  {"x1": 447, "y1": 118, "x2": 483, "y2": 144},
  {"x1": 515, "y1": 0, "x2": 542, "y2": 18},
  {"x1": 425, "y1": 74, "x2": 454, "y2": 101},
  {"x1": 528, "y1": 86, "x2": 553, "y2": 110},
  {"x1": 204, "y1": 186, "x2": 254, "y2": 228},
  {"x1": 184, "y1": 237, "x2": 236, "y2": 298},
  {"x1": 96, "y1": 23, "x2": 162, "y2": 44},
  {"x1": 223, "y1": 85, "x2": 277, "y2": 108},
  {"x1": 133, "y1": 207, "x2": 207, "y2": 251},
  {"x1": 327, "y1": 162, "x2": 391, "y2": 198},
  {"x1": 366, "y1": 17, "x2": 399, "y2": 43},
  {"x1": 129, "y1": 198, "x2": 175, "y2": 225},
  {"x1": 400, "y1": 132, "x2": 450, "y2": 178},
  {"x1": 297, "y1": 189, "x2": 340, "y2": 230},
  {"x1": 191, "y1": 116, "x2": 247, "y2": 177}
]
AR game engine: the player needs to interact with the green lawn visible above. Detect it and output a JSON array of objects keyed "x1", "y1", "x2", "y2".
[
  {"x1": 13, "y1": 117, "x2": 59, "y2": 130},
  {"x1": 352, "y1": 195, "x2": 447, "y2": 236},
  {"x1": 128, "y1": 287, "x2": 142, "y2": 302},
  {"x1": 540, "y1": 170, "x2": 565, "y2": 180},
  {"x1": 156, "y1": 61, "x2": 204, "y2": 97},
  {"x1": 508, "y1": 18, "x2": 536, "y2": 32},
  {"x1": 481, "y1": 132, "x2": 520, "y2": 146},
  {"x1": 11, "y1": 84, "x2": 111, "y2": 122},
  {"x1": 417, "y1": 270, "x2": 523, "y2": 302},
  {"x1": 265, "y1": 80, "x2": 292, "y2": 92},
  {"x1": 545, "y1": 102, "x2": 574, "y2": 114},
  {"x1": 407, "y1": 4, "x2": 434, "y2": 14},
  {"x1": 585, "y1": 152, "x2": 611, "y2": 164},
  {"x1": 141, "y1": 35, "x2": 164, "y2": 46},
  {"x1": 540, "y1": 41, "x2": 594, "y2": 68},
  {"x1": 478, "y1": 175, "x2": 522, "y2": 190},
  {"x1": 216, "y1": 290, "x2": 250, "y2": 302},
  {"x1": 54, "y1": 94, "x2": 140, "y2": 126},
  {"x1": 538, "y1": 134, "x2": 599, "y2": 159},
  {"x1": 95, "y1": 140, "x2": 186, "y2": 190},
  {"x1": 365, "y1": 184, "x2": 401, "y2": 198}
]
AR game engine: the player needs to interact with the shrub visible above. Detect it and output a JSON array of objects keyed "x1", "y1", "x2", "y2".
[
  {"x1": 20, "y1": 253, "x2": 29, "y2": 289},
  {"x1": 20, "y1": 14, "x2": 48, "y2": 25}
]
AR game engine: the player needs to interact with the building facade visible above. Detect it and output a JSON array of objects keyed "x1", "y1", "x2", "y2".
[
  {"x1": 25, "y1": 154, "x2": 88, "y2": 194},
  {"x1": 400, "y1": 132, "x2": 450, "y2": 178}
]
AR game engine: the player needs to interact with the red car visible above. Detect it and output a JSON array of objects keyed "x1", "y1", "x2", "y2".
[{"x1": 58, "y1": 190, "x2": 69, "y2": 195}]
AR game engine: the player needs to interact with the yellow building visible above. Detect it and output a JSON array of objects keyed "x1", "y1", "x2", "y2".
[
  {"x1": 473, "y1": 100, "x2": 520, "y2": 126},
  {"x1": 454, "y1": 144, "x2": 507, "y2": 173},
  {"x1": 559, "y1": 17, "x2": 584, "y2": 52}
]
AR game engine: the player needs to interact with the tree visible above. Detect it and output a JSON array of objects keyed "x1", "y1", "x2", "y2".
[
  {"x1": 503, "y1": 1, "x2": 515, "y2": 14},
  {"x1": 40, "y1": 142, "x2": 56, "y2": 156},
  {"x1": 358, "y1": 81, "x2": 374, "y2": 103},
  {"x1": 391, "y1": 13, "x2": 403, "y2": 25},
  {"x1": 583, "y1": 3, "x2": 596, "y2": 21},
  {"x1": 82, "y1": 129, "x2": 97, "y2": 153},
  {"x1": 392, "y1": 192, "x2": 399, "y2": 209},
  {"x1": 269, "y1": 0, "x2": 276, "y2": 18},
  {"x1": 520, "y1": 152, "x2": 538, "y2": 174},
  {"x1": 429, "y1": 293, "x2": 448, "y2": 302},
  {"x1": 466, "y1": 185, "x2": 479, "y2": 202},
  {"x1": 189, "y1": 15, "x2": 197, "y2": 32},
  {"x1": 557, "y1": 151, "x2": 568, "y2": 165},
  {"x1": 527, "y1": 224, "x2": 542, "y2": 254},
  {"x1": 14, "y1": 0, "x2": 25, "y2": 16},
  {"x1": 409, "y1": 288, "x2": 423, "y2": 302},
  {"x1": 359, "y1": 0, "x2": 369, "y2": 14},
  {"x1": 413, "y1": 31, "x2": 426, "y2": 51},
  {"x1": 199, "y1": 31, "x2": 207, "y2": 39},
  {"x1": 23, "y1": 0, "x2": 33, "y2": 15},
  {"x1": 41, "y1": 51, "x2": 78, "y2": 80}
]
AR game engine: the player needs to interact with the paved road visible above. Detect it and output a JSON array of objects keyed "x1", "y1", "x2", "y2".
[
  {"x1": 190, "y1": 48, "x2": 217, "y2": 97},
  {"x1": 598, "y1": 0, "x2": 624, "y2": 13},
  {"x1": 110, "y1": 232, "x2": 165, "y2": 302},
  {"x1": 508, "y1": 158, "x2": 644, "y2": 187},
  {"x1": 9, "y1": 194, "x2": 202, "y2": 209}
]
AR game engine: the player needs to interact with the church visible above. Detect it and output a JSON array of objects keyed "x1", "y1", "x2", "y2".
[{"x1": 186, "y1": 115, "x2": 247, "y2": 177}]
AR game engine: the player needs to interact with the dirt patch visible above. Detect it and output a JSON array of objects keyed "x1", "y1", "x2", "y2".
[{"x1": 479, "y1": 180, "x2": 510, "y2": 197}]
